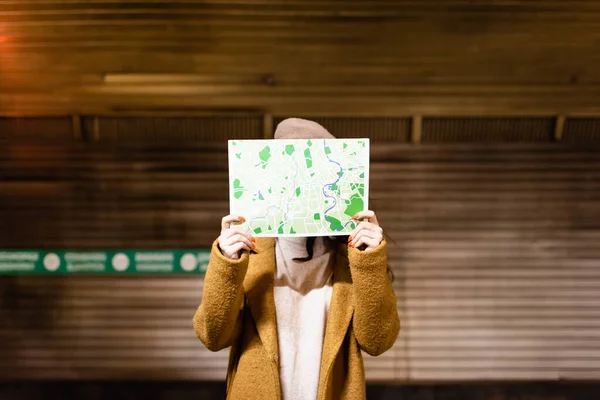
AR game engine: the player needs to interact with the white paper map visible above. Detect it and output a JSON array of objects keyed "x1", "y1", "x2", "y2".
[{"x1": 228, "y1": 138, "x2": 369, "y2": 237}]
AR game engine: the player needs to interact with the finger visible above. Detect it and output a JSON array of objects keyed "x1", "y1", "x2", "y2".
[
  {"x1": 350, "y1": 229, "x2": 377, "y2": 247},
  {"x1": 221, "y1": 226, "x2": 253, "y2": 241},
  {"x1": 350, "y1": 221, "x2": 378, "y2": 238},
  {"x1": 352, "y1": 210, "x2": 378, "y2": 225},
  {"x1": 228, "y1": 241, "x2": 252, "y2": 255},
  {"x1": 221, "y1": 232, "x2": 254, "y2": 249},
  {"x1": 354, "y1": 236, "x2": 380, "y2": 250},
  {"x1": 221, "y1": 215, "x2": 246, "y2": 231},
  {"x1": 231, "y1": 233, "x2": 254, "y2": 249},
  {"x1": 351, "y1": 227, "x2": 383, "y2": 248},
  {"x1": 235, "y1": 228, "x2": 255, "y2": 246}
]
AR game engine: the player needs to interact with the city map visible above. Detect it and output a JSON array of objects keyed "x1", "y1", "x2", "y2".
[{"x1": 228, "y1": 138, "x2": 369, "y2": 236}]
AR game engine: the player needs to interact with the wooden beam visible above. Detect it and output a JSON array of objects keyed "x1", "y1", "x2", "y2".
[
  {"x1": 263, "y1": 114, "x2": 273, "y2": 139},
  {"x1": 7, "y1": 3, "x2": 600, "y2": 120},
  {"x1": 411, "y1": 115, "x2": 423, "y2": 144},
  {"x1": 104, "y1": 109, "x2": 262, "y2": 118},
  {"x1": 554, "y1": 115, "x2": 566, "y2": 141}
]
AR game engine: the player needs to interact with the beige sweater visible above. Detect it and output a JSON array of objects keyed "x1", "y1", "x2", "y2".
[{"x1": 274, "y1": 237, "x2": 336, "y2": 400}]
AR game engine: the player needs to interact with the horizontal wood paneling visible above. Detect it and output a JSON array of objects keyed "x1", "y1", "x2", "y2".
[
  {"x1": 2, "y1": 116, "x2": 600, "y2": 383},
  {"x1": 0, "y1": 277, "x2": 226, "y2": 381},
  {"x1": 2, "y1": 1, "x2": 600, "y2": 116},
  {"x1": 1, "y1": 143, "x2": 230, "y2": 248},
  {"x1": 373, "y1": 143, "x2": 600, "y2": 381}
]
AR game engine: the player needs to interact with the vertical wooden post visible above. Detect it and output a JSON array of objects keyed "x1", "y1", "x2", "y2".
[
  {"x1": 92, "y1": 117, "x2": 100, "y2": 141},
  {"x1": 72, "y1": 114, "x2": 82, "y2": 140},
  {"x1": 411, "y1": 115, "x2": 422, "y2": 144},
  {"x1": 263, "y1": 113, "x2": 273, "y2": 139},
  {"x1": 554, "y1": 115, "x2": 566, "y2": 141}
]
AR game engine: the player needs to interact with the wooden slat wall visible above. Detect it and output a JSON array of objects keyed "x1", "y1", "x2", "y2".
[
  {"x1": 1, "y1": 117, "x2": 252, "y2": 381},
  {"x1": 2, "y1": 116, "x2": 600, "y2": 382},
  {"x1": 384, "y1": 142, "x2": 600, "y2": 381},
  {"x1": 1, "y1": 116, "x2": 262, "y2": 248},
  {"x1": 3, "y1": 0, "x2": 600, "y2": 117}
]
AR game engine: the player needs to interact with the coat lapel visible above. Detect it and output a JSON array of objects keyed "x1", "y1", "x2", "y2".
[
  {"x1": 318, "y1": 244, "x2": 354, "y2": 396},
  {"x1": 243, "y1": 238, "x2": 279, "y2": 365}
]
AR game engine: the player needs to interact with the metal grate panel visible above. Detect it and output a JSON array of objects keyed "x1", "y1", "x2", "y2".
[
  {"x1": 563, "y1": 118, "x2": 600, "y2": 142},
  {"x1": 84, "y1": 116, "x2": 264, "y2": 142},
  {"x1": 0, "y1": 117, "x2": 73, "y2": 139},
  {"x1": 422, "y1": 117, "x2": 555, "y2": 143}
]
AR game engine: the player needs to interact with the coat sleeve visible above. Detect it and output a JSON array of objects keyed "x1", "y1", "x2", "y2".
[
  {"x1": 348, "y1": 240, "x2": 401, "y2": 356},
  {"x1": 193, "y1": 239, "x2": 249, "y2": 352}
]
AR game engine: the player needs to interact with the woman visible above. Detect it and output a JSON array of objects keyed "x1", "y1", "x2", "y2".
[{"x1": 193, "y1": 119, "x2": 400, "y2": 400}]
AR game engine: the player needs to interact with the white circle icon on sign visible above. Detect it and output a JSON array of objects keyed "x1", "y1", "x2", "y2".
[
  {"x1": 43, "y1": 253, "x2": 60, "y2": 272},
  {"x1": 112, "y1": 253, "x2": 130, "y2": 272},
  {"x1": 180, "y1": 253, "x2": 197, "y2": 272},
  {"x1": 197, "y1": 253, "x2": 210, "y2": 264}
]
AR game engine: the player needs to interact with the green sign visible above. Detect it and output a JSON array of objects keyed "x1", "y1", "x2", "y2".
[{"x1": 0, "y1": 250, "x2": 210, "y2": 275}]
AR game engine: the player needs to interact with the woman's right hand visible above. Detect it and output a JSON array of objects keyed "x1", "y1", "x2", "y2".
[{"x1": 217, "y1": 215, "x2": 255, "y2": 260}]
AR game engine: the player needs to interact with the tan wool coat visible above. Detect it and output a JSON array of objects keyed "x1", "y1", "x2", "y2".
[{"x1": 193, "y1": 238, "x2": 400, "y2": 400}]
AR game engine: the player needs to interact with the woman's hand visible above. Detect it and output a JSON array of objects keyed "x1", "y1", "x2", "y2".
[
  {"x1": 349, "y1": 210, "x2": 384, "y2": 251},
  {"x1": 218, "y1": 215, "x2": 255, "y2": 260}
]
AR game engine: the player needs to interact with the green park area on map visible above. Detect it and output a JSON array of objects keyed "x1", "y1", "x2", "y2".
[{"x1": 228, "y1": 138, "x2": 369, "y2": 236}]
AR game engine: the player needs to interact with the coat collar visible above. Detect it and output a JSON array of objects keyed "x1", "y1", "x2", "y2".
[{"x1": 243, "y1": 238, "x2": 354, "y2": 378}]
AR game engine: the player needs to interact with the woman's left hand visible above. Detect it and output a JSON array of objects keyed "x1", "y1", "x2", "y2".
[{"x1": 349, "y1": 210, "x2": 384, "y2": 251}]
